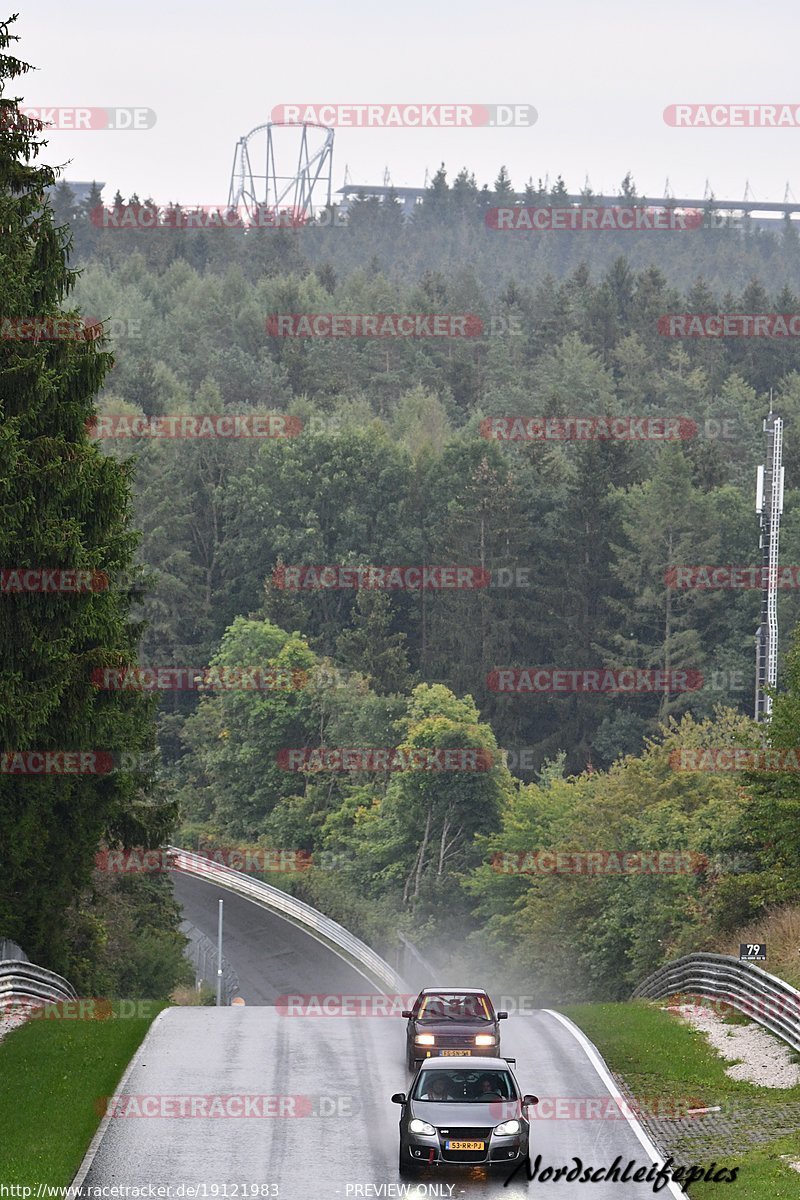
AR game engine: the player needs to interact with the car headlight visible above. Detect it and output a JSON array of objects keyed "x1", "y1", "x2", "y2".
[
  {"x1": 475, "y1": 1034, "x2": 497, "y2": 1046},
  {"x1": 415, "y1": 1034, "x2": 435, "y2": 1045},
  {"x1": 494, "y1": 1119, "x2": 520, "y2": 1136},
  {"x1": 409, "y1": 1118, "x2": 436, "y2": 1135}
]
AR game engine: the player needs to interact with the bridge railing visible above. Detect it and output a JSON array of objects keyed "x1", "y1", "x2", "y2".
[
  {"x1": 168, "y1": 846, "x2": 409, "y2": 995},
  {"x1": 632, "y1": 951, "x2": 800, "y2": 1052}
]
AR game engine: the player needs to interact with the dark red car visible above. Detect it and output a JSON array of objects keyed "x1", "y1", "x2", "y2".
[{"x1": 401, "y1": 987, "x2": 507, "y2": 1071}]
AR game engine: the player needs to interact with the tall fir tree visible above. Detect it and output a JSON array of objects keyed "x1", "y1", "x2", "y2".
[{"x1": 0, "y1": 15, "x2": 171, "y2": 970}]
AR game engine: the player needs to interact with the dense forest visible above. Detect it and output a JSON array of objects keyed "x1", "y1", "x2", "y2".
[
  {"x1": 56, "y1": 179, "x2": 800, "y2": 776},
  {"x1": 64, "y1": 175, "x2": 800, "y2": 999},
  {"x1": 6, "y1": 32, "x2": 800, "y2": 999}
]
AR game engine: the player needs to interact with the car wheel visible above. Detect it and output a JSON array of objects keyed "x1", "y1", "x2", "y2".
[{"x1": 406, "y1": 1049, "x2": 416, "y2": 1072}]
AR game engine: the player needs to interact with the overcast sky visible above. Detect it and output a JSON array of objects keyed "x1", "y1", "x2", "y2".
[{"x1": 15, "y1": 1, "x2": 800, "y2": 208}]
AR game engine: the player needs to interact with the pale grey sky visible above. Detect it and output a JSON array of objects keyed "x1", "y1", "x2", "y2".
[{"x1": 16, "y1": 1, "x2": 800, "y2": 207}]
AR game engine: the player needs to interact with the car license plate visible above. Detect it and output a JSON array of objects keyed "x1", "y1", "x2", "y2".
[
  {"x1": 446, "y1": 1140, "x2": 485, "y2": 1150},
  {"x1": 440, "y1": 1049, "x2": 470, "y2": 1056}
]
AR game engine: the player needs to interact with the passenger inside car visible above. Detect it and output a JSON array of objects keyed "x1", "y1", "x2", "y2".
[{"x1": 418, "y1": 1077, "x2": 453, "y2": 1101}]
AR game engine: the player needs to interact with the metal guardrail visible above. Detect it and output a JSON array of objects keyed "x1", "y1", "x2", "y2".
[
  {"x1": 633, "y1": 952, "x2": 800, "y2": 1052},
  {"x1": 169, "y1": 846, "x2": 409, "y2": 994},
  {"x1": 0, "y1": 960, "x2": 78, "y2": 1007}
]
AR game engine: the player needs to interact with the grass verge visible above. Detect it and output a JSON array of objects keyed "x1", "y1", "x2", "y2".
[
  {"x1": 0, "y1": 1000, "x2": 165, "y2": 1185},
  {"x1": 562, "y1": 1000, "x2": 800, "y2": 1198}
]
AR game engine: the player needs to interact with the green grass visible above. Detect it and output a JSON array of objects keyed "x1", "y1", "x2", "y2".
[
  {"x1": 0, "y1": 1001, "x2": 165, "y2": 1184},
  {"x1": 562, "y1": 1000, "x2": 800, "y2": 1198}
]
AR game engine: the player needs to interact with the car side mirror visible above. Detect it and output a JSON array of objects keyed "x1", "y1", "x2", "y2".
[
  {"x1": 391, "y1": 1092, "x2": 407, "y2": 1105},
  {"x1": 497, "y1": 1011, "x2": 508, "y2": 1019},
  {"x1": 522, "y1": 1094, "x2": 539, "y2": 1107},
  {"x1": 401, "y1": 1010, "x2": 412, "y2": 1018}
]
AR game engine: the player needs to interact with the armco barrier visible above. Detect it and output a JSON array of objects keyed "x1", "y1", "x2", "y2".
[
  {"x1": 168, "y1": 846, "x2": 409, "y2": 994},
  {"x1": 632, "y1": 951, "x2": 800, "y2": 1052},
  {"x1": 0, "y1": 959, "x2": 77, "y2": 1008}
]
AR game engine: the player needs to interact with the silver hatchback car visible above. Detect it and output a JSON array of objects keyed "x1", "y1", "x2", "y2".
[{"x1": 392, "y1": 1056, "x2": 538, "y2": 1173}]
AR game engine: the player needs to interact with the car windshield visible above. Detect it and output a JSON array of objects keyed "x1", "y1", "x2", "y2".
[
  {"x1": 412, "y1": 1069, "x2": 516, "y2": 1102},
  {"x1": 416, "y1": 992, "x2": 492, "y2": 1021}
]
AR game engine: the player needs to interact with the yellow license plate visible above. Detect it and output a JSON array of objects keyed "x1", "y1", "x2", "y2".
[
  {"x1": 447, "y1": 1140, "x2": 484, "y2": 1150},
  {"x1": 440, "y1": 1049, "x2": 470, "y2": 1056}
]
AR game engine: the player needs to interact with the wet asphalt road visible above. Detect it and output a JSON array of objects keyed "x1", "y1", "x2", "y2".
[
  {"x1": 79, "y1": 873, "x2": 684, "y2": 1199},
  {"x1": 172, "y1": 871, "x2": 375, "y2": 1002}
]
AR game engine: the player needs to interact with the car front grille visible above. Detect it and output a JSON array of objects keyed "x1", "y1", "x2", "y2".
[
  {"x1": 438, "y1": 1127, "x2": 492, "y2": 1162},
  {"x1": 434, "y1": 1033, "x2": 497, "y2": 1047}
]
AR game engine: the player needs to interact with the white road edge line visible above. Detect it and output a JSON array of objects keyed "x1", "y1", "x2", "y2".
[
  {"x1": 542, "y1": 1009, "x2": 689, "y2": 1199},
  {"x1": 71, "y1": 1007, "x2": 170, "y2": 1188},
  {"x1": 71, "y1": 889, "x2": 392, "y2": 1187}
]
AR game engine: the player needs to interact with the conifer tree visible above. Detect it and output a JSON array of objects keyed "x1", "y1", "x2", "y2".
[{"x1": 0, "y1": 15, "x2": 171, "y2": 968}]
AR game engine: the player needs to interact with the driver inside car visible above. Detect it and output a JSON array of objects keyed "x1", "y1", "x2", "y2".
[{"x1": 470, "y1": 1073, "x2": 504, "y2": 1100}]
